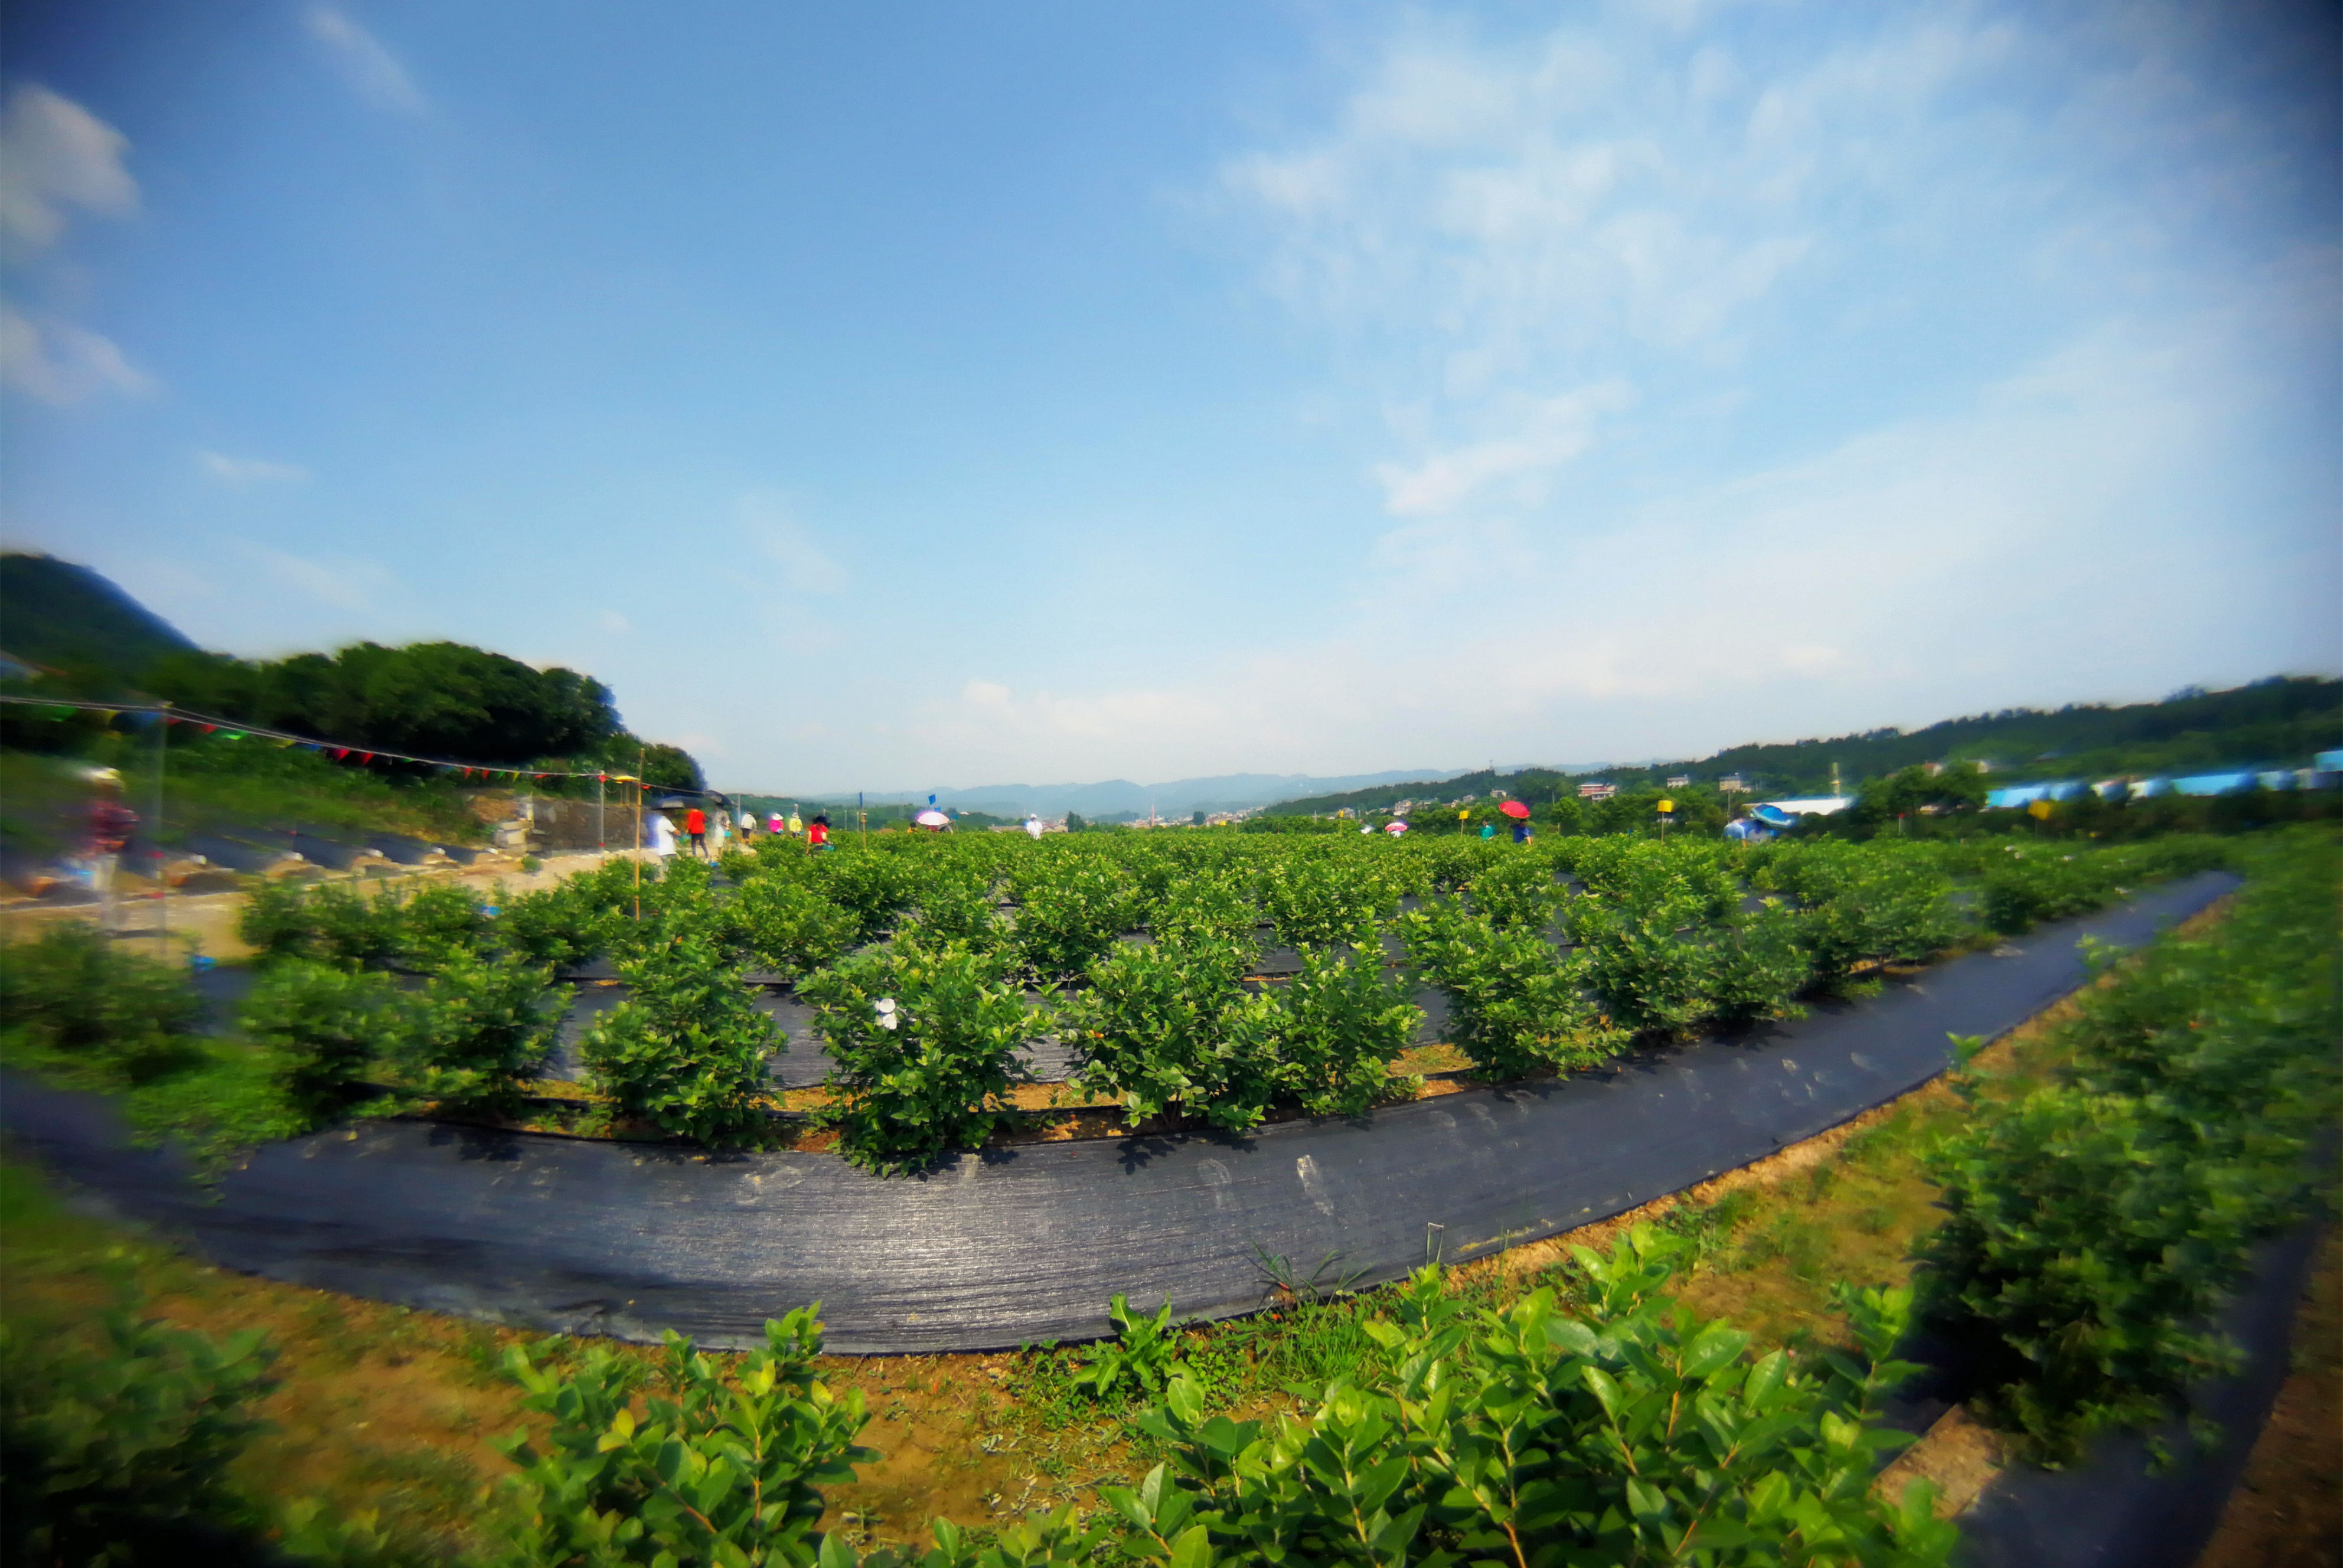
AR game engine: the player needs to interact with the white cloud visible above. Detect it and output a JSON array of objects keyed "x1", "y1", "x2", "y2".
[
  {"x1": 598, "y1": 610, "x2": 632, "y2": 634},
  {"x1": 238, "y1": 541, "x2": 396, "y2": 612},
  {"x1": 198, "y1": 450, "x2": 309, "y2": 485},
  {"x1": 1372, "y1": 380, "x2": 1633, "y2": 515},
  {"x1": 305, "y1": 6, "x2": 426, "y2": 116},
  {"x1": 0, "y1": 306, "x2": 154, "y2": 404},
  {"x1": 0, "y1": 85, "x2": 136, "y2": 254},
  {"x1": 738, "y1": 492, "x2": 848, "y2": 594}
]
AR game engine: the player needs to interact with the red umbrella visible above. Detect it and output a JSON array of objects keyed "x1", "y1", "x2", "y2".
[{"x1": 1500, "y1": 800, "x2": 1531, "y2": 819}]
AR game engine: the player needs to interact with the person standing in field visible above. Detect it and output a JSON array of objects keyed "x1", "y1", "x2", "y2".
[
  {"x1": 648, "y1": 810, "x2": 677, "y2": 858},
  {"x1": 1512, "y1": 818, "x2": 1533, "y2": 845},
  {"x1": 785, "y1": 809, "x2": 800, "y2": 837},
  {"x1": 807, "y1": 812, "x2": 830, "y2": 851},
  {"x1": 1024, "y1": 814, "x2": 1043, "y2": 840},
  {"x1": 86, "y1": 769, "x2": 138, "y2": 932},
  {"x1": 684, "y1": 805, "x2": 708, "y2": 857}
]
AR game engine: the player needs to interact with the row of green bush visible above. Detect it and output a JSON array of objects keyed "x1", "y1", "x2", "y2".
[
  {"x1": 5, "y1": 827, "x2": 2238, "y2": 1177},
  {"x1": 1917, "y1": 830, "x2": 2339, "y2": 1464}
]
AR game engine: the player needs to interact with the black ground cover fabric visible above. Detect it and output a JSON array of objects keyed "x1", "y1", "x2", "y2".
[
  {"x1": 1957, "y1": 1216, "x2": 2324, "y2": 1568},
  {"x1": 0, "y1": 873, "x2": 2234, "y2": 1355}
]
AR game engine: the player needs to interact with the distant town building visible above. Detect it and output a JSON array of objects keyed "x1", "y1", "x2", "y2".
[
  {"x1": 1718, "y1": 775, "x2": 1747, "y2": 793},
  {"x1": 1665, "y1": 775, "x2": 1691, "y2": 789},
  {"x1": 1578, "y1": 782, "x2": 1617, "y2": 801}
]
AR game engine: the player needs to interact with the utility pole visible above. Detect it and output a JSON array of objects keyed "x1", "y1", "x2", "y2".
[
  {"x1": 597, "y1": 772, "x2": 606, "y2": 854},
  {"x1": 633, "y1": 749, "x2": 645, "y2": 921}
]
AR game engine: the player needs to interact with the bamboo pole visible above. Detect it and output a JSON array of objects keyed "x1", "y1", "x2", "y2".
[{"x1": 634, "y1": 750, "x2": 645, "y2": 922}]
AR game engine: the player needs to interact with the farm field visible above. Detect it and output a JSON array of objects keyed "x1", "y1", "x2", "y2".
[
  {"x1": 11, "y1": 822, "x2": 2247, "y2": 1172},
  {"x1": 1, "y1": 825, "x2": 2334, "y2": 1565}
]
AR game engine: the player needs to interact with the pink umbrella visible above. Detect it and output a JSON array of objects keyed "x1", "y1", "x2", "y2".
[
  {"x1": 1383, "y1": 820, "x2": 1408, "y2": 835},
  {"x1": 1500, "y1": 800, "x2": 1531, "y2": 819}
]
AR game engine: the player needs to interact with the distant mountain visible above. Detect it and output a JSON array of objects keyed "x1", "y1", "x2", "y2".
[
  {"x1": 814, "y1": 769, "x2": 1448, "y2": 821},
  {"x1": 0, "y1": 553, "x2": 197, "y2": 680}
]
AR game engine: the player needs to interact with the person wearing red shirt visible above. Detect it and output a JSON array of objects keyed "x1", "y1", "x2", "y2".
[
  {"x1": 684, "y1": 806, "x2": 707, "y2": 857},
  {"x1": 807, "y1": 813, "x2": 830, "y2": 851}
]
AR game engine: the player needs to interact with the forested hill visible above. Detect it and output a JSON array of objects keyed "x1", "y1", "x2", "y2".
[
  {"x1": 0, "y1": 551, "x2": 701, "y2": 788},
  {"x1": 1266, "y1": 677, "x2": 2343, "y2": 816},
  {"x1": 0, "y1": 553, "x2": 197, "y2": 676}
]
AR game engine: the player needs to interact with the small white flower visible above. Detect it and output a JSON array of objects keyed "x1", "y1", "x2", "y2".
[
  {"x1": 877, "y1": 1014, "x2": 898, "y2": 1031},
  {"x1": 875, "y1": 997, "x2": 896, "y2": 1014}
]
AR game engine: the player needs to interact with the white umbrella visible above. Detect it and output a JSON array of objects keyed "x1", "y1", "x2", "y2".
[{"x1": 914, "y1": 809, "x2": 950, "y2": 828}]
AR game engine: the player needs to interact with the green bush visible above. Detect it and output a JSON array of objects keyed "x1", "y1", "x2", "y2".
[
  {"x1": 1465, "y1": 852, "x2": 1564, "y2": 930},
  {"x1": 404, "y1": 948, "x2": 570, "y2": 1109},
  {"x1": 1568, "y1": 884, "x2": 1718, "y2": 1036},
  {"x1": 239, "y1": 960, "x2": 414, "y2": 1115},
  {"x1": 0, "y1": 922, "x2": 205, "y2": 1084},
  {"x1": 1, "y1": 1290, "x2": 279, "y2": 1567},
  {"x1": 720, "y1": 875, "x2": 859, "y2": 979},
  {"x1": 1067, "y1": 935, "x2": 1281, "y2": 1131},
  {"x1": 1708, "y1": 901, "x2": 1812, "y2": 1026},
  {"x1": 492, "y1": 1312, "x2": 874, "y2": 1568},
  {"x1": 582, "y1": 924, "x2": 777, "y2": 1146},
  {"x1": 802, "y1": 932, "x2": 1043, "y2": 1172},
  {"x1": 234, "y1": 878, "x2": 401, "y2": 969},
  {"x1": 1145, "y1": 870, "x2": 1260, "y2": 955},
  {"x1": 398, "y1": 882, "x2": 487, "y2": 966},
  {"x1": 1399, "y1": 901, "x2": 1625, "y2": 1079},
  {"x1": 1976, "y1": 847, "x2": 2119, "y2": 935},
  {"x1": 496, "y1": 882, "x2": 608, "y2": 969},
  {"x1": 302, "y1": 881, "x2": 406, "y2": 969},
  {"x1": 1798, "y1": 858, "x2": 1960, "y2": 992},
  {"x1": 1011, "y1": 858, "x2": 1141, "y2": 980},
  {"x1": 830, "y1": 1227, "x2": 1953, "y2": 1568},
  {"x1": 905, "y1": 861, "x2": 1009, "y2": 952},
  {"x1": 1920, "y1": 835, "x2": 2341, "y2": 1464},
  {"x1": 1256, "y1": 855, "x2": 1398, "y2": 949},
  {"x1": 814, "y1": 851, "x2": 922, "y2": 945},
  {"x1": 1273, "y1": 940, "x2": 1422, "y2": 1116},
  {"x1": 233, "y1": 879, "x2": 317, "y2": 964}
]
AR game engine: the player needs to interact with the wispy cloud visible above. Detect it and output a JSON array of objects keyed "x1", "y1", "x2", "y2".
[
  {"x1": 597, "y1": 610, "x2": 632, "y2": 634},
  {"x1": 237, "y1": 541, "x2": 396, "y2": 612},
  {"x1": 198, "y1": 450, "x2": 309, "y2": 485},
  {"x1": 0, "y1": 84, "x2": 137, "y2": 254},
  {"x1": 305, "y1": 6, "x2": 426, "y2": 116},
  {"x1": 0, "y1": 307, "x2": 154, "y2": 404},
  {"x1": 738, "y1": 491, "x2": 848, "y2": 594},
  {"x1": 1371, "y1": 381, "x2": 1633, "y2": 516}
]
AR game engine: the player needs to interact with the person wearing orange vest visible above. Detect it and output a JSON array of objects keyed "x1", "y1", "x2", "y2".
[{"x1": 684, "y1": 805, "x2": 708, "y2": 857}]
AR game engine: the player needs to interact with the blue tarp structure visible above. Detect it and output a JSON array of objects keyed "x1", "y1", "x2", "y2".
[{"x1": 1985, "y1": 781, "x2": 2092, "y2": 809}]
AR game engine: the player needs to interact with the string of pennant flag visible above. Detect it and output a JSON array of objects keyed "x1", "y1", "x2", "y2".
[{"x1": 0, "y1": 693, "x2": 642, "y2": 784}]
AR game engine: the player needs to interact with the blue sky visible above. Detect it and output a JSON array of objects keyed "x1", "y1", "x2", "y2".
[{"x1": 2, "y1": 1, "x2": 2335, "y2": 792}]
